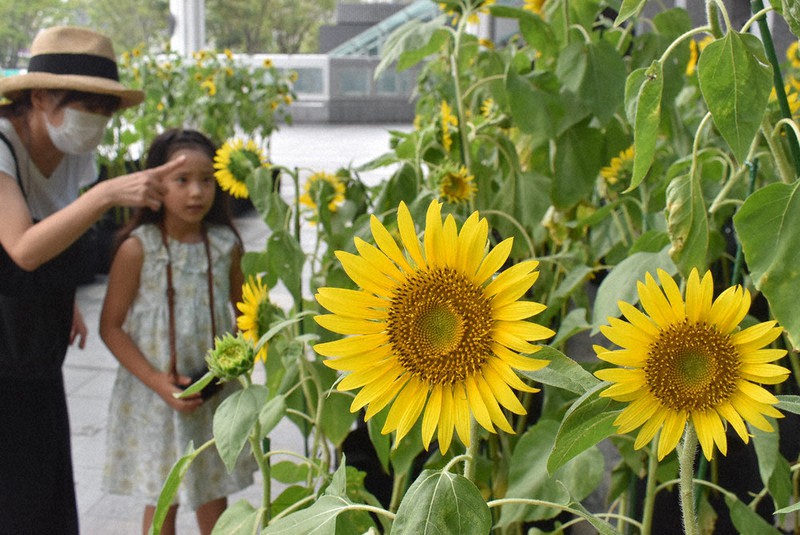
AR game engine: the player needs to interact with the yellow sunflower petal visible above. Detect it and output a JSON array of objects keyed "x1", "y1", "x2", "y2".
[
  {"x1": 438, "y1": 384, "x2": 456, "y2": 453},
  {"x1": 315, "y1": 288, "x2": 387, "y2": 318},
  {"x1": 482, "y1": 363, "x2": 527, "y2": 414},
  {"x1": 657, "y1": 410, "x2": 687, "y2": 460},
  {"x1": 314, "y1": 314, "x2": 385, "y2": 335},
  {"x1": 716, "y1": 401, "x2": 749, "y2": 443},
  {"x1": 421, "y1": 384, "x2": 443, "y2": 449},
  {"x1": 638, "y1": 274, "x2": 675, "y2": 327},
  {"x1": 456, "y1": 212, "x2": 487, "y2": 276},
  {"x1": 370, "y1": 214, "x2": 413, "y2": 272},
  {"x1": 452, "y1": 383, "x2": 472, "y2": 446},
  {"x1": 656, "y1": 268, "x2": 685, "y2": 321},
  {"x1": 335, "y1": 251, "x2": 397, "y2": 296},
  {"x1": 354, "y1": 238, "x2": 406, "y2": 282},
  {"x1": 493, "y1": 301, "x2": 547, "y2": 321},
  {"x1": 466, "y1": 375, "x2": 495, "y2": 433},
  {"x1": 491, "y1": 343, "x2": 549, "y2": 372},
  {"x1": 397, "y1": 202, "x2": 426, "y2": 268},
  {"x1": 313, "y1": 333, "x2": 387, "y2": 357},
  {"x1": 423, "y1": 200, "x2": 444, "y2": 267},
  {"x1": 441, "y1": 214, "x2": 458, "y2": 268},
  {"x1": 474, "y1": 238, "x2": 513, "y2": 285},
  {"x1": 633, "y1": 408, "x2": 667, "y2": 450},
  {"x1": 474, "y1": 374, "x2": 514, "y2": 433}
]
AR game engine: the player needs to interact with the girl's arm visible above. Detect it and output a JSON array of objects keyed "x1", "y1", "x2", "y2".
[
  {"x1": 0, "y1": 156, "x2": 183, "y2": 271},
  {"x1": 100, "y1": 236, "x2": 202, "y2": 413},
  {"x1": 229, "y1": 242, "x2": 244, "y2": 318}
]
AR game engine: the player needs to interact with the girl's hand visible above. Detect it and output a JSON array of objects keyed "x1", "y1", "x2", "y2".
[
  {"x1": 152, "y1": 371, "x2": 203, "y2": 413},
  {"x1": 70, "y1": 304, "x2": 88, "y2": 349},
  {"x1": 104, "y1": 156, "x2": 185, "y2": 211}
]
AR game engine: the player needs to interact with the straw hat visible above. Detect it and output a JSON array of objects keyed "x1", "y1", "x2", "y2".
[{"x1": 0, "y1": 26, "x2": 143, "y2": 109}]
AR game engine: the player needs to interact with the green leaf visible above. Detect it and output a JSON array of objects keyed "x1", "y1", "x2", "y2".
[
  {"x1": 267, "y1": 230, "x2": 305, "y2": 305},
  {"x1": 548, "y1": 382, "x2": 622, "y2": 473},
  {"x1": 552, "y1": 121, "x2": 603, "y2": 208},
  {"x1": 776, "y1": 395, "x2": 800, "y2": 415},
  {"x1": 176, "y1": 371, "x2": 215, "y2": 398},
  {"x1": 262, "y1": 495, "x2": 351, "y2": 535},
  {"x1": 697, "y1": 31, "x2": 772, "y2": 163},
  {"x1": 733, "y1": 181, "x2": 800, "y2": 347},
  {"x1": 592, "y1": 248, "x2": 677, "y2": 330},
  {"x1": 149, "y1": 443, "x2": 200, "y2": 535},
  {"x1": 320, "y1": 391, "x2": 358, "y2": 447},
  {"x1": 392, "y1": 470, "x2": 492, "y2": 535},
  {"x1": 521, "y1": 346, "x2": 600, "y2": 395},
  {"x1": 556, "y1": 40, "x2": 626, "y2": 125},
  {"x1": 506, "y1": 68, "x2": 563, "y2": 144},
  {"x1": 377, "y1": 16, "x2": 449, "y2": 75},
  {"x1": 210, "y1": 499, "x2": 261, "y2": 535},
  {"x1": 750, "y1": 419, "x2": 780, "y2": 488},
  {"x1": 725, "y1": 494, "x2": 783, "y2": 535},
  {"x1": 551, "y1": 307, "x2": 590, "y2": 347},
  {"x1": 499, "y1": 420, "x2": 604, "y2": 525},
  {"x1": 213, "y1": 387, "x2": 268, "y2": 472},
  {"x1": 627, "y1": 61, "x2": 663, "y2": 191},
  {"x1": 615, "y1": 0, "x2": 647, "y2": 26},
  {"x1": 666, "y1": 173, "x2": 709, "y2": 276},
  {"x1": 247, "y1": 167, "x2": 288, "y2": 231},
  {"x1": 258, "y1": 394, "x2": 288, "y2": 440}
]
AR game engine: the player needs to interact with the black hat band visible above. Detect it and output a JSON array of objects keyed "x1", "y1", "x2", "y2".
[{"x1": 27, "y1": 53, "x2": 119, "y2": 81}]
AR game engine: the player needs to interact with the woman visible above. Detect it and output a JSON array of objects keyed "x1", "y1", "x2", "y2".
[{"x1": 0, "y1": 26, "x2": 182, "y2": 534}]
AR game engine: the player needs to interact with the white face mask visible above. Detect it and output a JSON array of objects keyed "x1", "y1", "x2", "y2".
[{"x1": 45, "y1": 107, "x2": 110, "y2": 155}]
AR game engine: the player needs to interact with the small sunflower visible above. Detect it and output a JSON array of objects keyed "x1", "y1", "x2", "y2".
[
  {"x1": 595, "y1": 269, "x2": 789, "y2": 461},
  {"x1": 263, "y1": 58, "x2": 274, "y2": 69},
  {"x1": 523, "y1": 0, "x2": 546, "y2": 15},
  {"x1": 600, "y1": 146, "x2": 634, "y2": 187},
  {"x1": 299, "y1": 171, "x2": 346, "y2": 216},
  {"x1": 200, "y1": 78, "x2": 217, "y2": 96},
  {"x1": 314, "y1": 200, "x2": 554, "y2": 453},
  {"x1": 213, "y1": 138, "x2": 268, "y2": 199},
  {"x1": 438, "y1": 165, "x2": 477, "y2": 204},
  {"x1": 480, "y1": 98, "x2": 495, "y2": 118},
  {"x1": 237, "y1": 275, "x2": 272, "y2": 362},
  {"x1": 788, "y1": 41, "x2": 800, "y2": 69},
  {"x1": 440, "y1": 101, "x2": 458, "y2": 153}
]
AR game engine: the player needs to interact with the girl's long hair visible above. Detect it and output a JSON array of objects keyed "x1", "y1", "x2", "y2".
[{"x1": 114, "y1": 128, "x2": 242, "y2": 251}]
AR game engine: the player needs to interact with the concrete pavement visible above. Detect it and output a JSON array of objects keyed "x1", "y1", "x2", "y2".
[{"x1": 64, "y1": 123, "x2": 410, "y2": 534}]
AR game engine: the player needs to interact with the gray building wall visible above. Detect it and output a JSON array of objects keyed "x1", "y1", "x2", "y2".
[{"x1": 319, "y1": 2, "x2": 408, "y2": 53}]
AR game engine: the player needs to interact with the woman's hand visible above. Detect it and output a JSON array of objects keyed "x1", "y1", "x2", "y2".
[{"x1": 101, "y1": 155, "x2": 186, "y2": 211}]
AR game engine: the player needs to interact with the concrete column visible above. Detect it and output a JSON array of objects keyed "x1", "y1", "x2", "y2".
[{"x1": 169, "y1": 0, "x2": 206, "y2": 55}]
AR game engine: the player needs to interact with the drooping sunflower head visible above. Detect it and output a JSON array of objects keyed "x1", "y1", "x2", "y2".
[
  {"x1": 523, "y1": 0, "x2": 547, "y2": 16},
  {"x1": 299, "y1": 171, "x2": 346, "y2": 217},
  {"x1": 213, "y1": 138, "x2": 268, "y2": 199},
  {"x1": 594, "y1": 268, "x2": 789, "y2": 461},
  {"x1": 437, "y1": 165, "x2": 477, "y2": 205},
  {"x1": 314, "y1": 199, "x2": 554, "y2": 453},
  {"x1": 440, "y1": 101, "x2": 458, "y2": 153},
  {"x1": 599, "y1": 146, "x2": 634, "y2": 198},
  {"x1": 237, "y1": 275, "x2": 273, "y2": 362}
]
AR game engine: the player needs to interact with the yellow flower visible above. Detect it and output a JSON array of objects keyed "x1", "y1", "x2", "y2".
[
  {"x1": 523, "y1": 0, "x2": 546, "y2": 15},
  {"x1": 686, "y1": 35, "x2": 714, "y2": 76},
  {"x1": 479, "y1": 38, "x2": 494, "y2": 49},
  {"x1": 224, "y1": 48, "x2": 234, "y2": 59},
  {"x1": 201, "y1": 78, "x2": 217, "y2": 96},
  {"x1": 314, "y1": 200, "x2": 553, "y2": 453},
  {"x1": 213, "y1": 138, "x2": 268, "y2": 199},
  {"x1": 289, "y1": 71, "x2": 299, "y2": 82},
  {"x1": 283, "y1": 94, "x2": 293, "y2": 105},
  {"x1": 263, "y1": 58, "x2": 274, "y2": 68},
  {"x1": 595, "y1": 269, "x2": 789, "y2": 461},
  {"x1": 439, "y1": 166, "x2": 477, "y2": 204},
  {"x1": 237, "y1": 275, "x2": 271, "y2": 362},
  {"x1": 480, "y1": 98, "x2": 495, "y2": 118},
  {"x1": 600, "y1": 146, "x2": 634, "y2": 186},
  {"x1": 440, "y1": 101, "x2": 458, "y2": 153},
  {"x1": 299, "y1": 171, "x2": 346, "y2": 215},
  {"x1": 788, "y1": 41, "x2": 800, "y2": 69}
]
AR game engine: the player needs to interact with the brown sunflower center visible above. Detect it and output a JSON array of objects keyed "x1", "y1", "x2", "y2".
[
  {"x1": 644, "y1": 320, "x2": 740, "y2": 412},
  {"x1": 387, "y1": 267, "x2": 493, "y2": 385}
]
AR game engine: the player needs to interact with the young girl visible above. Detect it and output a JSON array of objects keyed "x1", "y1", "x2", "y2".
[{"x1": 101, "y1": 129, "x2": 254, "y2": 535}]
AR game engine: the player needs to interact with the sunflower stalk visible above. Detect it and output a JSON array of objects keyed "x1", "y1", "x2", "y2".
[
  {"x1": 678, "y1": 425, "x2": 700, "y2": 535},
  {"x1": 640, "y1": 439, "x2": 660, "y2": 535}
]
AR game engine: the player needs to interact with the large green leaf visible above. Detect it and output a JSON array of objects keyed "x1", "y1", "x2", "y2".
[
  {"x1": 149, "y1": 443, "x2": 200, "y2": 535},
  {"x1": 615, "y1": 0, "x2": 647, "y2": 26},
  {"x1": 697, "y1": 31, "x2": 772, "y2": 164},
  {"x1": 556, "y1": 40, "x2": 626, "y2": 125},
  {"x1": 733, "y1": 181, "x2": 800, "y2": 348},
  {"x1": 666, "y1": 173, "x2": 709, "y2": 276},
  {"x1": 392, "y1": 470, "x2": 492, "y2": 535},
  {"x1": 499, "y1": 420, "x2": 604, "y2": 525},
  {"x1": 552, "y1": 121, "x2": 603, "y2": 208},
  {"x1": 262, "y1": 495, "x2": 351, "y2": 535},
  {"x1": 506, "y1": 67, "x2": 564, "y2": 145},
  {"x1": 627, "y1": 60, "x2": 663, "y2": 191},
  {"x1": 210, "y1": 499, "x2": 262, "y2": 535},
  {"x1": 726, "y1": 494, "x2": 783, "y2": 535},
  {"x1": 521, "y1": 346, "x2": 599, "y2": 395},
  {"x1": 548, "y1": 383, "x2": 622, "y2": 473},
  {"x1": 592, "y1": 248, "x2": 677, "y2": 330},
  {"x1": 213, "y1": 386, "x2": 269, "y2": 472}
]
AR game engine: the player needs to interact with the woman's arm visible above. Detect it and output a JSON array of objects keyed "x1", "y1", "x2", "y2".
[
  {"x1": 100, "y1": 236, "x2": 202, "y2": 413},
  {"x1": 0, "y1": 156, "x2": 183, "y2": 271}
]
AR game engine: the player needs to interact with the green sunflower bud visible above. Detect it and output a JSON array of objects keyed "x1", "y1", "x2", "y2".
[{"x1": 205, "y1": 333, "x2": 255, "y2": 381}]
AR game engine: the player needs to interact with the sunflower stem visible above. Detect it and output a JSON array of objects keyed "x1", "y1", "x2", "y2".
[
  {"x1": 678, "y1": 424, "x2": 700, "y2": 535},
  {"x1": 463, "y1": 420, "x2": 480, "y2": 483},
  {"x1": 640, "y1": 438, "x2": 660, "y2": 535}
]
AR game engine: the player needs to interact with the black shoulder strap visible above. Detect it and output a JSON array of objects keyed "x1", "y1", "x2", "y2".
[{"x1": 0, "y1": 130, "x2": 25, "y2": 198}]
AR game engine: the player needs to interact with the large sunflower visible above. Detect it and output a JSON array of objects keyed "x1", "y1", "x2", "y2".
[
  {"x1": 213, "y1": 138, "x2": 268, "y2": 199},
  {"x1": 314, "y1": 200, "x2": 553, "y2": 453},
  {"x1": 595, "y1": 268, "x2": 789, "y2": 461},
  {"x1": 237, "y1": 275, "x2": 271, "y2": 362}
]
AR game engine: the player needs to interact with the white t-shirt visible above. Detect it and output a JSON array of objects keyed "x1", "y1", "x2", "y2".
[{"x1": 0, "y1": 117, "x2": 98, "y2": 220}]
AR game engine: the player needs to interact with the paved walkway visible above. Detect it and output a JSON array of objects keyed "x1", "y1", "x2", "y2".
[{"x1": 65, "y1": 123, "x2": 410, "y2": 533}]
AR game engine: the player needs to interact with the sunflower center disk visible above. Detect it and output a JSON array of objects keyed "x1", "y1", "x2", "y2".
[
  {"x1": 388, "y1": 267, "x2": 493, "y2": 385},
  {"x1": 645, "y1": 320, "x2": 740, "y2": 412}
]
